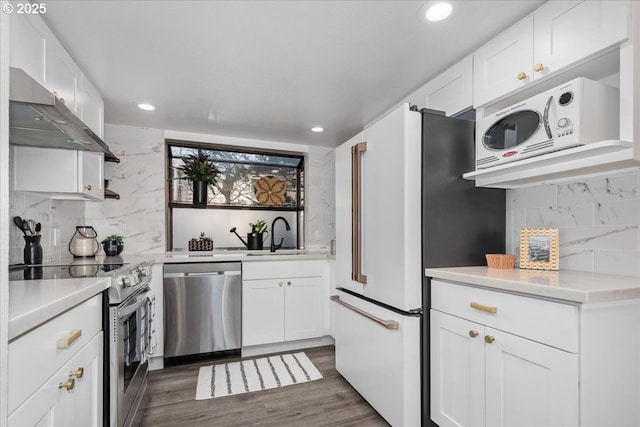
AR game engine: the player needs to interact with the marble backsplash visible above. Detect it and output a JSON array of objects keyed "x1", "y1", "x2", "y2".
[{"x1": 506, "y1": 169, "x2": 640, "y2": 277}]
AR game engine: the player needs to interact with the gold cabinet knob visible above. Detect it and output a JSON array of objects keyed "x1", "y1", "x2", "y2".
[
  {"x1": 517, "y1": 72, "x2": 527, "y2": 81},
  {"x1": 287, "y1": 281, "x2": 292, "y2": 286},
  {"x1": 484, "y1": 335, "x2": 495, "y2": 344},
  {"x1": 52, "y1": 91, "x2": 65, "y2": 105},
  {"x1": 279, "y1": 281, "x2": 283, "y2": 287},
  {"x1": 469, "y1": 330, "x2": 479, "y2": 338},
  {"x1": 58, "y1": 378, "x2": 75, "y2": 391},
  {"x1": 85, "y1": 184, "x2": 92, "y2": 191},
  {"x1": 534, "y1": 63, "x2": 544, "y2": 72},
  {"x1": 69, "y1": 368, "x2": 84, "y2": 379}
]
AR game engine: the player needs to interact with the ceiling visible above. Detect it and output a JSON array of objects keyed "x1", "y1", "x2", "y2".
[{"x1": 42, "y1": 0, "x2": 545, "y2": 148}]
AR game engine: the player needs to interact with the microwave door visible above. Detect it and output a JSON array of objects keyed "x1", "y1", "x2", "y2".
[{"x1": 483, "y1": 110, "x2": 543, "y2": 150}]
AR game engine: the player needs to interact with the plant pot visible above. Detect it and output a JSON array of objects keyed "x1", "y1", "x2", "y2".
[
  {"x1": 193, "y1": 180, "x2": 208, "y2": 205},
  {"x1": 103, "y1": 241, "x2": 124, "y2": 256},
  {"x1": 247, "y1": 233, "x2": 264, "y2": 250}
]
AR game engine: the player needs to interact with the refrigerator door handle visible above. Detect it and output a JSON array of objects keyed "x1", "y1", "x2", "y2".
[
  {"x1": 351, "y1": 142, "x2": 368, "y2": 284},
  {"x1": 330, "y1": 295, "x2": 398, "y2": 329}
]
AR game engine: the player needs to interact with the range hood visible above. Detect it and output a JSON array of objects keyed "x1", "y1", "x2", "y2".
[{"x1": 9, "y1": 67, "x2": 109, "y2": 152}]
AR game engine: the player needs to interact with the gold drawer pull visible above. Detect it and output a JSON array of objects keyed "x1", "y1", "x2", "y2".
[
  {"x1": 534, "y1": 63, "x2": 544, "y2": 72},
  {"x1": 469, "y1": 330, "x2": 479, "y2": 338},
  {"x1": 57, "y1": 329, "x2": 82, "y2": 349},
  {"x1": 58, "y1": 378, "x2": 75, "y2": 391},
  {"x1": 69, "y1": 368, "x2": 84, "y2": 379},
  {"x1": 470, "y1": 302, "x2": 497, "y2": 314},
  {"x1": 517, "y1": 71, "x2": 527, "y2": 80},
  {"x1": 485, "y1": 335, "x2": 495, "y2": 344}
]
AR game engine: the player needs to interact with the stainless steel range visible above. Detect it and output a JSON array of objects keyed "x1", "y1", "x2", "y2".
[
  {"x1": 106, "y1": 260, "x2": 153, "y2": 427},
  {"x1": 10, "y1": 258, "x2": 154, "y2": 427}
]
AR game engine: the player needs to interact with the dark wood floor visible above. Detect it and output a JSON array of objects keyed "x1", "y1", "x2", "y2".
[{"x1": 141, "y1": 345, "x2": 389, "y2": 426}]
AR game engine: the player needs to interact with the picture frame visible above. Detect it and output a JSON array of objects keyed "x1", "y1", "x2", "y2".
[{"x1": 519, "y1": 228, "x2": 559, "y2": 271}]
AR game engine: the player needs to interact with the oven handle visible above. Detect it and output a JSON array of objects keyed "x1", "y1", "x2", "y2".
[{"x1": 118, "y1": 291, "x2": 151, "y2": 319}]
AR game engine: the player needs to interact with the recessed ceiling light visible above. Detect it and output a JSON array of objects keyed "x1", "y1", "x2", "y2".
[
  {"x1": 422, "y1": 1, "x2": 453, "y2": 22},
  {"x1": 310, "y1": 126, "x2": 324, "y2": 133},
  {"x1": 137, "y1": 103, "x2": 156, "y2": 111}
]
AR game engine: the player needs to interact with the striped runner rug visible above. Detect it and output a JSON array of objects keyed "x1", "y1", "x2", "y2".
[{"x1": 195, "y1": 352, "x2": 323, "y2": 400}]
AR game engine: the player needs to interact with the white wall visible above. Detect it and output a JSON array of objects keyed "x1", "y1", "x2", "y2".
[{"x1": 507, "y1": 169, "x2": 640, "y2": 277}]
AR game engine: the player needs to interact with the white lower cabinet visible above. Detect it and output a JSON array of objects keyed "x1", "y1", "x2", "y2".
[
  {"x1": 431, "y1": 310, "x2": 578, "y2": 427},
  {"x1": 8, "y1": 294, "x2": 103, "y2": 426},
  {"x1": 242, "y1": 260, "x2": 326, "y2": 347},
  {"x1": 8, "y1": 332, "x2": 103, "y2": 427}
]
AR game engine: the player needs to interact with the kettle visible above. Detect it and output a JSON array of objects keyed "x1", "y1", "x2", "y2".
[{"x1": 69, "y1": 226, "x2": 100, "y2": 258}]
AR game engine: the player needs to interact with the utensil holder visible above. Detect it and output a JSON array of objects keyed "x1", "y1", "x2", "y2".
[{"x1": 24, "y1": 235, "x2": 43, "y2": 265}]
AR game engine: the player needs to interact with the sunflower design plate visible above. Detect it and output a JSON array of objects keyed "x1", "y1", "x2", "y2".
[{"x1": 255, "y1": 176, "x2": 286, "y2": 206}]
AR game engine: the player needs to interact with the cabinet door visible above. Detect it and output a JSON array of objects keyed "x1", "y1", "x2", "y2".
[
  {"x1": 45, "y1": 41, "x2": 81, "y2": 114},
  {"x1": 423, "y1": 55, "x2": 473, "y2": 116},
  {"x1": 484, "y1": 327, "x2": 578, "y2": 427},
  {"x1": 533, "y1": 0, "x2": 629, "y2": 78},
  {"x1": 473, "y1": 16, "x2": 533, "y2": 107},
  {"x1": 9, "y1": 14, "x2": 47, "y2": 84},
  {"x1": 242, "y1": 279, "x2": 285, "y2": 346},
  {"x1": 284, "y1": 277, "x2": 323, "y2": 341},
  {"x1": 80, "y1": 73, "x2": 105, "y2": 139},
  {"x1": 334, "y1": 132, "x2": 365, "y2": 295},
  {"x1": 361, "y1": 104, "x2": 422, "y2": 311},
  {"x1": 9, "y1": 332, "x2": 103, "y2": 427},
  {"x1": 430, "y1": 310, "x2": 484, "y2": 427},
  {"x1": 78, "y1": 151, "x2": 104, "y2": 199}
]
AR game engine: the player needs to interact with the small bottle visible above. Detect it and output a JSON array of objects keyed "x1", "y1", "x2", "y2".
[{"x1": 24, "y1": 235, "x2": 43, "y2": 265}]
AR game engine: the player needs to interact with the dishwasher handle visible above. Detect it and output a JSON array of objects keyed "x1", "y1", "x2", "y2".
[{"x1": 164, "y1": 270, "x2": 241, "y2": 278}]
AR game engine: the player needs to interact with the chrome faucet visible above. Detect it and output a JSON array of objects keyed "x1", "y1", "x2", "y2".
[{"x1": 270, "y1": 216, "x2": 291, "y2": 252}]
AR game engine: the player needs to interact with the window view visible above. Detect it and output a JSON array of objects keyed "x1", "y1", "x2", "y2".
[
  {"x1": 166, "y1": 141, "x2": 305, "y2": 251},
  {"x1": 169, "y1": 143, "x2": 304, "y2": 208}
]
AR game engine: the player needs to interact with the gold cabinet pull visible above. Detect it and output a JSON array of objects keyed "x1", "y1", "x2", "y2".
[
  {"x1": 279, "y1": 281, "x2": 283, "y2": 287},
  {"x1": 470, "y1": 302, "x2": 497, "y2": 314},
  {"x1": 469, "y1": 330, "x2": 479, "y2": 338},
  {"x1": 287, "y1": 281, "x2": 291, "y2": 286},
  {"x1": 84, "y1": 184, "x2": 92, "y2": 191},
  {"x1": 517, "y1": 71, "x2": 527, "y2": 80},
  {"x1": 69, "y1": 368, "x2": 84, "y2": 379},
  {"x1": 485, "y1": 335, "x2": 495, "y2": 344},
  {"x1": 534, "y1": 63, "x2": 544, "y2": 72},
  {"x1": 58, "y1": 378, "x2": 75, "y2": 391},
  {"x1": 57, "y1": 329, "x2": 82, "y2": 349}
]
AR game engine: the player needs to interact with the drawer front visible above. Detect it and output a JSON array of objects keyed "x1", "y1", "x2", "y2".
[
  {"x1": 243, "y1": 260, "x2": 325, "y2": 280},
  {"x1": 8, "y1": 294, "x2": 102, "y2": 413},
  {"x1": 431, "y1": 280, "x2": 578, "y2": 352}
]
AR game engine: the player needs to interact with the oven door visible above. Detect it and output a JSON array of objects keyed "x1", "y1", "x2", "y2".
[{"x1": 110, "y1": 286, "x2": 151, "y2": 427}]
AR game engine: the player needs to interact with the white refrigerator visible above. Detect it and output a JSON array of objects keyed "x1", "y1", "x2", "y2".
[{"x1": 332, "y1": 103, "x2": 505, "y2": 426}]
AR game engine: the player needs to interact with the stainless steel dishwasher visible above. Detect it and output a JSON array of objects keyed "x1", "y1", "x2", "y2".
[{"x1": 163, "y1": 262, "x2": 241, "y2": 364}]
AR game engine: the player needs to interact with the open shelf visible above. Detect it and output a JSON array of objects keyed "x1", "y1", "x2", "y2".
[
  {"x1": 105, "y1": 151, "x2": 120, "y2": 163},
  {"x1": 463, "y1": 140, "x2": 639, "y2": 189},
  {"x1": 104, "y1": 189, "x2": 120, "y2": 199}
]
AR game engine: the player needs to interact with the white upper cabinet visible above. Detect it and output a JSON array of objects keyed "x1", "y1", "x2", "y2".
[
  {"x1": 9, "y1": 13, "x2": 105, "y2": 140},
  {"x1": 474, "y1": 16, "x2": 534, "y2": 107},
  {"x1": 80, "y1": 74, "x2": 105, "y2": 139},
  {"x1": 423, "y1": 55, "x2": 473, "y2": 116},
  {"x1": 534, "y1": 1, "x2": 630, "y2": 77},
  {"x1": 474, "y1": 0, "x2": 629, "y2": 107}
]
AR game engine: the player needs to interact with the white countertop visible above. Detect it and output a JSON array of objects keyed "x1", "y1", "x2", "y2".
[
  {"x1": 424, "y1": 266, "x2": 640, "y2": 303},
  {"x1": 9, "y1": 277, "x2": 110, "y2": 341},
  {"x1": 151, "y1": 249, "x2": 333, "y2": 264}
]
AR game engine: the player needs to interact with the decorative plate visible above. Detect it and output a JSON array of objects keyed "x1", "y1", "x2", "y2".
[{"x1": 255, "y1": 176, "x2": 286, "y2": 206}]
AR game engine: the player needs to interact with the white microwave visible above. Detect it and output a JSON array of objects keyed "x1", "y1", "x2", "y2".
[{"x1": 475, "y1": 77, "x2": 619, "y2": 169}]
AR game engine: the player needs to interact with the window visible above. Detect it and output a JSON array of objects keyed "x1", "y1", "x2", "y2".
[{"x1": 166, "y1": 140, "x2": 305, "y2": 250}]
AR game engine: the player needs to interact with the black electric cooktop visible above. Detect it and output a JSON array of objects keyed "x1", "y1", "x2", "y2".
[{"x1": 9, "y1": 262, "x2": 127, "y2": 281}]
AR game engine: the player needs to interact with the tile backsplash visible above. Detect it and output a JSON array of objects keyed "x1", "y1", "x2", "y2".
[{"x1": 507, "y1": 169, "x2": 640, "y2": 277}]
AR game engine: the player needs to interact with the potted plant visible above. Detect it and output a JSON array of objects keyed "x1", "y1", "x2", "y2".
[
  {"x1": 101, "y1": 234, "x2": 124, "y2": 256},
  {"x1": 189, "y1": 232, "x2": 214, "y2": 251},
  {"x1": 176, "y1": 151, "x2": 221, "y2": 205},
  {"x1": 247, "y1": 220, "x2": 268, "y2": 250}
]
